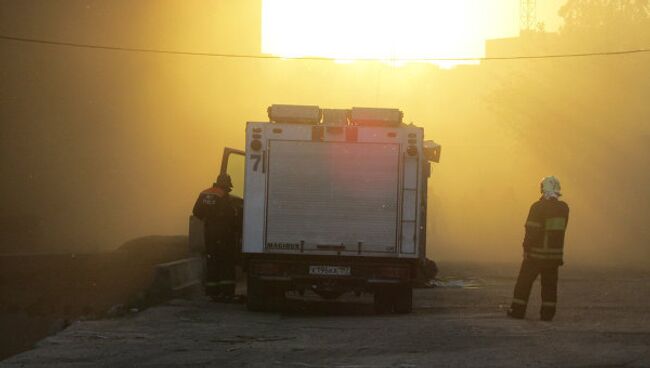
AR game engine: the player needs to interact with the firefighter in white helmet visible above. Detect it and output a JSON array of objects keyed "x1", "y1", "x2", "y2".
[{"x1": 508, "y1": 176, "x2": 570, "y2": 321}]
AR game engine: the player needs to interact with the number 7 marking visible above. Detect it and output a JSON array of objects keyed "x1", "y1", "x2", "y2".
[{"x1": 250, "y1": 154, "x2": 261, "y2": 171}]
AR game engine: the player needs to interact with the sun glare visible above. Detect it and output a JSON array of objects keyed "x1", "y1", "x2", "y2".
[{"x1": 262, "y1": 0, "x2": 511, "y2": 68}]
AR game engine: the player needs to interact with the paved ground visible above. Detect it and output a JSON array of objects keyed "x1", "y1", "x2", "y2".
[
  {"x1": 2, "y1": 262, "x2": 649, "y2": 367},
  {"x1": 0, "y1": 237, "x2": 190, "y2": 360}
]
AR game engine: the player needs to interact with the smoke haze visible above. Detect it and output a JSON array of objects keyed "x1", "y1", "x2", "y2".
[{"x1": 1, "y1": 1, "x2": 648, "y2": 268}]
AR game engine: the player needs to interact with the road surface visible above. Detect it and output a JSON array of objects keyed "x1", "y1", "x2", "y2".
[{"x1": 2, "y1": 262, "x2": 649, "y2": 367}]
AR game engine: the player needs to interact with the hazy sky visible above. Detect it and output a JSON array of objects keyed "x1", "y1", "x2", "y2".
[
  {"x1": 262, "y1": 0, "x2": 567, "y2": 64},
  {"x1": 2, "y1": 0, "x2": 647, "y2": 267}
]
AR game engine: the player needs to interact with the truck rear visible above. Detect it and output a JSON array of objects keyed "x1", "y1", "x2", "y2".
[{"x1": 243, "y1": 105, "x2": 440, "y2": 313}]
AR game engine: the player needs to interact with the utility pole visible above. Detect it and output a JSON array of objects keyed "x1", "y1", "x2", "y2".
[{"x1": 520, "y1": 0, "x2": 537, "y2": 33}]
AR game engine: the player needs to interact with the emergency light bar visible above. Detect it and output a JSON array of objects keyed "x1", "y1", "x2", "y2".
[
  {"x1": 267, "y1": 105, "x2": 405, "y2": 127},
  {"x1": 350, "y1": 107, "x2": 403, "y2": 127},
  {"x1": 322, "y1": 109, "x2": 349, "y2": 126},
  {"x1": 268, "y1": 104, "x2": 322, "y2": 124}
]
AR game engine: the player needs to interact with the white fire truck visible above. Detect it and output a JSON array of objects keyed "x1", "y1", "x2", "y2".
[{"x1": 193, "y1": 105, "x2": 440, "y2": 313}]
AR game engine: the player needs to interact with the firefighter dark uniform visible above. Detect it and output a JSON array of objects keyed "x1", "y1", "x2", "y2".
[
  {"x1": 192, "y1": 174, "x2": 238, "y2": 300},
  {"x1": 509, "y1": 180, "x2": 569, "y2": 321}
]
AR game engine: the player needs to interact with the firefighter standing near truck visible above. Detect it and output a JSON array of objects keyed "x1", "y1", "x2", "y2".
[
  {"x1": 508, "y1": 176, "x2": 570, "y2": 321},
  {"x1": 192, "y1": 173, "x2": 238, "y2": 301}
]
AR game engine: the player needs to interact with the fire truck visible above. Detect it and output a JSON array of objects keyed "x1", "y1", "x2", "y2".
[{"x1": 192, "y1": 105, "x2": 440, "y2": 313}]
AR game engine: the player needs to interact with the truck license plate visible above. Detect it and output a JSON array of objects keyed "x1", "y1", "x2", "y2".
[{"x1": 309, "y1": 265, "x2": 351, "y2": 276}]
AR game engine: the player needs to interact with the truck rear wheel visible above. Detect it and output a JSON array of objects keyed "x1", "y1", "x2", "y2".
[
  {"x1": 374, "y1": 287, "x2": 394, "y2": 314},
  {"x1": 246, "y1": 276, "x2": 265, "y2": 311},
  {"x1": 393, "y1": 286, "x2": 413, "y2": 314},
  {"x1": 246, "y1": 276, "x2": 286, "y2": 312}
]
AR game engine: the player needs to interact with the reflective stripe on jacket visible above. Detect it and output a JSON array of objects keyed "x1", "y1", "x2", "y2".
[{"x1": 523, "y1": 198, "x2": 570, "y2": 265}]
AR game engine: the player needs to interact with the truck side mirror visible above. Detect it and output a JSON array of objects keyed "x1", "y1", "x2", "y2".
[{"x1": 424, "y1": 141, "x2": 441, "y2": 163}]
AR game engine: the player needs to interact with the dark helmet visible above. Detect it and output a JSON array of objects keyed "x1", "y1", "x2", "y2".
[{"x1": 214, "y1": 173, "x2": 233, "y2": 192}]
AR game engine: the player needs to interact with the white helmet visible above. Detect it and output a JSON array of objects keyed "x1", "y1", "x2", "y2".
[{"x1": 540, "y1": 176, "x2": 561, "y2": 197}]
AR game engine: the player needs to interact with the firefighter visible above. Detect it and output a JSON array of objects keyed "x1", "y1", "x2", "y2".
[
  {"x1": 508, "y1": 176, "x2": 570, "y2": 321},
  {"x1": 192, "y1": 173, "x2": 238, "y2": 301}
]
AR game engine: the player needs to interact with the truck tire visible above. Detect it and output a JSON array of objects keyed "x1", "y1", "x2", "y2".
[
  {"x1": 246, "y1": 276, "x2": 286, "y2": 312},
  {"x1": 246, "y1": 276, "x2": 265, "y2": 312},
  {"x1": 393, "y1": 286, "x2": 413, "y2": 314},
  {"x1": 373, "y1": 288, "x2": 394, "y2": 314},
  {"x1": 266, "y1": 285, "x2": 287, "y2": 312}
]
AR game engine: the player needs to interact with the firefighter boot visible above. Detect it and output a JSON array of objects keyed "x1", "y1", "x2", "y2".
[
  {"x1": 507, "y1": 302, "x2": 526, "y2": 319},
  {"x1": 540, "y1": 304, "x2": 556, "y2": 321}
]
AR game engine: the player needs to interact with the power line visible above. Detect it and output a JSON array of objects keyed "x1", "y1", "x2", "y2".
[{"x1": 1, "y1": 34, "x2": 650, "y2": 62}]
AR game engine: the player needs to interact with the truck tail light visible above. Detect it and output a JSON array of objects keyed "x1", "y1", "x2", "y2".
[
  {"x1": 407, "y1": 145, "x2": 418, "y2": 156},
  {"x1": 345, "y1": 127, "x2": 358, "y2": 142}
]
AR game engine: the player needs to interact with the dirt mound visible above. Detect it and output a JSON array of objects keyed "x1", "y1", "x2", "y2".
[{"x1": 115, "y1": 235, "x2": 188, "y2": 260}]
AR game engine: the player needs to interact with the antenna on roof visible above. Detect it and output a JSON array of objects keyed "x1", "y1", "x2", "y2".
[{"x1": 520, "y1": 0, "x2": 537, "y2": 34}]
